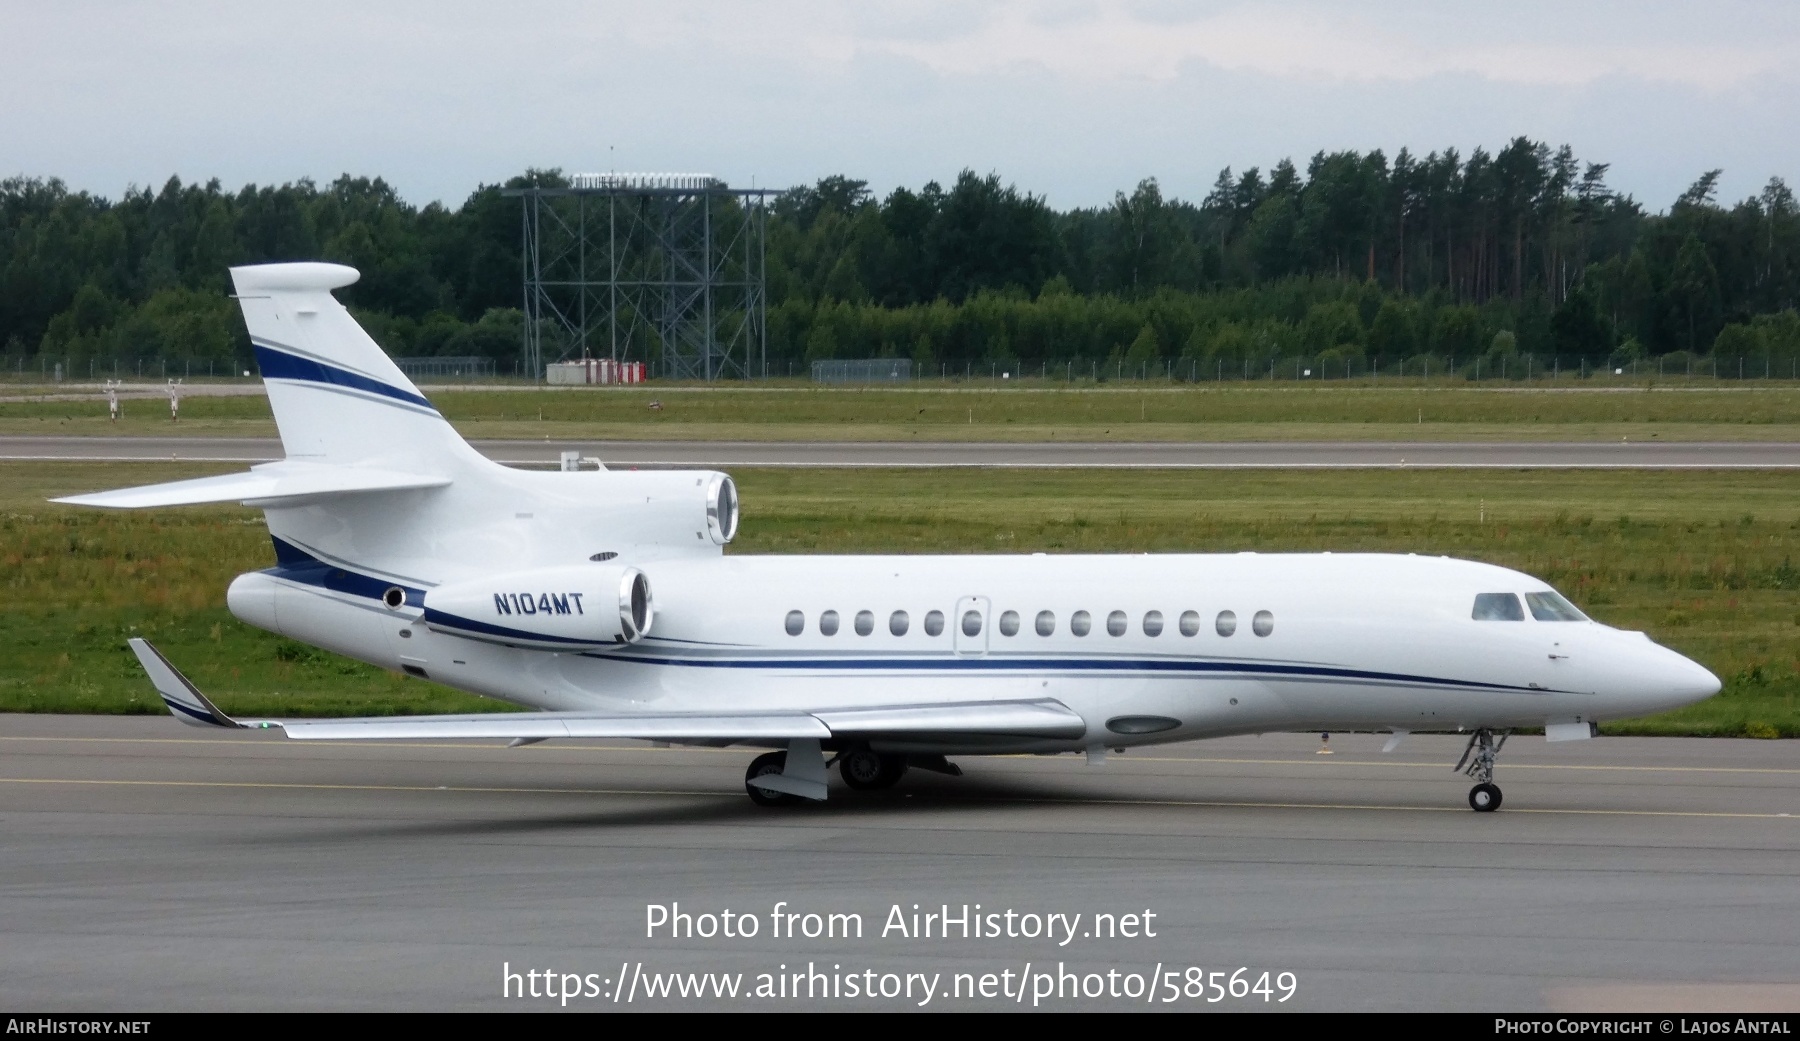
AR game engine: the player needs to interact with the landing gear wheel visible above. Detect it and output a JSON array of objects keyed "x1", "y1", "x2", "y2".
[
  {"x1": 1456, "y1": 729, "x2": 1508, "y2": 812},
  {"x1": 1468, "y1": 782, "x2": 1502, "y2": 813},
  {"x1": 839, "y1": 748, "x2": 908, "y2": 790},
  {"x1": 745, "y1": 751, "x2": 799, "y2": 807}
]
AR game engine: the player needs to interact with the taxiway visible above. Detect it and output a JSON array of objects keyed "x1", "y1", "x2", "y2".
[{"x1": 0, "y1": 715, "x2": 1794, "y2": 1011}]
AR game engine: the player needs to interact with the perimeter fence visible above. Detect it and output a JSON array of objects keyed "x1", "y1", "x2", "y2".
[{"x1": 4, "y1": 351, "x2": 1799, "y2": 386}]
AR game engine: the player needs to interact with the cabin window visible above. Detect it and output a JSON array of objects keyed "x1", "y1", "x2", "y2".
[
  {"x1": 1143, "y1": 610, "x2": 1164, "y2": 637},
  {"x1": 1035, "y1": 610, "x2": 1056, "y2": 636},
  {"x1": 961, "y1": 610, "x2": 983, "y2": 637},
  {"x1": 854, "y1": 609, "x2": 874, "y2": 636},
  {"x1": 785, "y1": 610, "x2": 804, "y2": 636},
  {"x1": 1525, "y1": 591, "x2": 1587, "y2": 622},
  {"x1": 1179, "y1": 610, "x2": 1200, "y2": 637},
  {"x1": 1071, "y1": 610, "x2": 1092, "y2": 637},
  {"x1": 998, "y1": 610, "x2": 1020, "y2": 636},
  {"x1": 924, "y1": 610, "x2": 945, "y2": 636},
  {"x1": 1252, "y1": 610, "x2": 1274, "y2": 637},
  {"x1": 820, "y1": 610, "x2": 840, "y2": 636},
  {"x1": 1216, "y1": 610, "x2": 1237, "y2": 637},
  {"x1": 1472, "y1": 593, "x2": 1524, "y2": 621},
  {"x1": 1106, "y1": 610, "x2": 1127, "y2": 636},
  {"x1": 890, "y1": 610, "x2": 909, "y2": 636}
]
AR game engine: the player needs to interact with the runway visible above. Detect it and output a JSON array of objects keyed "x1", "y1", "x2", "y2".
[
  {"x1": 1, "y1": 714, "x2": 1794, "y2": 1011},
  {"x1": 3, "y1": 435, "x2": 1797, "y2": 468}
]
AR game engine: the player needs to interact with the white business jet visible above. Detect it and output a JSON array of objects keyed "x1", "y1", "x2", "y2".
[{"x1": 61, "y1": 263, "x2": 1720, "y2": 812}]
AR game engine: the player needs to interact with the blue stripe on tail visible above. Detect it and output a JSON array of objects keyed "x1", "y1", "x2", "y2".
[{"x1": 253, "y1": 343, "x2": 438, "y2": 413}]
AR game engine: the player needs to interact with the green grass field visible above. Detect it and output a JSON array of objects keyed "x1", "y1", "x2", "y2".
[
  {"x1": 7, "y1": 383, "x2": 1800, "y2": 441},
  {"x1": 3, "y1": 461, "x2": 1795, "y2": 737}
]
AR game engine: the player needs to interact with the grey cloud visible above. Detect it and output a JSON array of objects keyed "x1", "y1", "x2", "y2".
[{"x1": 1, "y1": 1, "x2": 1794, "y2": 210}]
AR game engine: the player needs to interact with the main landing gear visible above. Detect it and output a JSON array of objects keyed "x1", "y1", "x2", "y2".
[
  {"x1": 745, "y1": 751, "x2": 799, "y2": 807},
  {"x1": 744, "y1": 740, "x2": 831, "y2": 806},
  {"x1": 1455, "y1": 729, "x2": 1508, "y2": 812},
  {"x1": 744, "y1": 745, "x2": 963, "y2": 806},
  {"x1": 837, "y1": 747, "x2": 908, "y2": 791},
  {"x1": 744, "y1": 747, "x2": 909, "y2": 805}
]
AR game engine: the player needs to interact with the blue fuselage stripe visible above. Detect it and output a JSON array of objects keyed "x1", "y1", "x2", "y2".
[
  {"x1": 576, "y1": 650, "x2": 1549, "y2": 692},
  {"x1": 266, "y1": 536, "x2": 426, "y2": 607},
  {"x1": 422, "y1": 607, "x2": 607, "y2": 646}
]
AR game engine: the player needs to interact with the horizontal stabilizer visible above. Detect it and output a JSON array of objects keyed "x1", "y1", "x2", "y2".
[{"x1": 54, "y1": 461, "x2": 449, "y2": 509}]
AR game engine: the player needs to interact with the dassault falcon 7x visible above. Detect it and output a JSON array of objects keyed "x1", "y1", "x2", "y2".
[{"x1": 62, "y1": 263, "x2": 1721, "y2": 811}]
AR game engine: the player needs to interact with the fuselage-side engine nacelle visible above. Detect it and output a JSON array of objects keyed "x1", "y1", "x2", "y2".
[{"x1": 423, "y1": 565, "x2": 653, "y2": 650}]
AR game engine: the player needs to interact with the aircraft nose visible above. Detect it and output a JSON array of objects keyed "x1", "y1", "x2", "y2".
[
  {"x1": 1653, "y1": 645, "x2": 1721, "y2": 708},
  {"x1": 1601, "y1": 635, "x2": 1721, "y2": 715},
  {"x1": 1676, "y1": 654, "x2": 1723, "y2": 702}
]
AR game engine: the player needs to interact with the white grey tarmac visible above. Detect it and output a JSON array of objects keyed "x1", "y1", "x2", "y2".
[
  {"x1": 3, "y1": 435, "x2": 1798, "y2": 468},
  {"x1": 0, "y1": 715, "x2": 1794, "y2": 1011}
]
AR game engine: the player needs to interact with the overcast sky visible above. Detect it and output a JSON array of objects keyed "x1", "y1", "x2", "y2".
[{"x1": 5, "y1": 1, "x2": 1798, "y2": 212}]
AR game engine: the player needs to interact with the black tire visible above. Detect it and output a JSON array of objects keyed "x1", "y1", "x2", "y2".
[
  {"x1": 1468, "y1": 782, "x2": 1503, "y2": 813},
  {"x1": 839, "y1": 748, "x2": 908, "y2": 791},
  {"x1": 745, "y1": 751, "x2": 798, "y2": 807}
]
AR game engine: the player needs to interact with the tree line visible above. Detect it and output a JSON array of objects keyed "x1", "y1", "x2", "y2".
[{"x1": 4, "y1": 137, "x2": 1799, "y2": 379}]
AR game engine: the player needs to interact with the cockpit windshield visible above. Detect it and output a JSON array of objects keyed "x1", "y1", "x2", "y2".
[
  {"x1": 1471, "y1": 593, "x2": 1525, "y2": 620},
  {"x1": 1472, "y1": 590, "x2": 1589, "y2": 621},
  {"x1": 1525, "y1": 590, "x2": 1587, "y2": 621}
]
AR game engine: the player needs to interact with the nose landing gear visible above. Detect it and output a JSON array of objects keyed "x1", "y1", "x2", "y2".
[{"x1": 1455, "y1": 729, "x2": 1508, "y2": 812}]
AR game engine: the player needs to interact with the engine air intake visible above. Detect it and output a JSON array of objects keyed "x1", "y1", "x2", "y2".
[{"x1": 706, "y1": 474, "x2": 739, "y2": 545}]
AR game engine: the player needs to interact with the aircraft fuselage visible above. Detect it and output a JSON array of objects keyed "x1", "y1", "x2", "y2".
[{"x1": 227, "y1": 549, "x2": 1719, "y2": 755}]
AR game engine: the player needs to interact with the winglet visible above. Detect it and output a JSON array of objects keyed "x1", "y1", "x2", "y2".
[{"x1": 127, "y1": 638, "x2": 256, "y2": 730}]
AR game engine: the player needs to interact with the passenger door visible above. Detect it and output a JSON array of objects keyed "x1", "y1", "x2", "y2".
[{"x1": 954, "y1": 595, "x2": 989, "y2": 657}]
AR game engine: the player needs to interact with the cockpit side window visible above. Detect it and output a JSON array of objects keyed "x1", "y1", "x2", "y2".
[
  {"x1": 1472, "y1": 593, "x2": 1525, "y2": 621},
  {"x1": 1525, "y1": 591, "x2": 1588, "y2": 621}
]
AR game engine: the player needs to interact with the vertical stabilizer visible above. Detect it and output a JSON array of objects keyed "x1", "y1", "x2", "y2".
[{"x1": 232, "y1": 263, "x2": 470, "y2": 468}]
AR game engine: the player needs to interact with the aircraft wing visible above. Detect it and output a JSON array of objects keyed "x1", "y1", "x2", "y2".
[
  {"x1": 810, "y1": 701, "x2": 1085, "y2": 739},
  {"x1": 54, "y1": 461, "x2": 449, "y2": 509},
  {"x1": 280, "y1": 714, "x2": 831, "y2": 742},
  {"x1": 128, "y1": 639, "x2": 1086, "y2": 743}
]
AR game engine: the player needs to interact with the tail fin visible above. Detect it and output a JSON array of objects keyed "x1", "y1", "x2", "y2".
[{"x1": 232, "y1": 263, "x2": 469, "y2": 467}]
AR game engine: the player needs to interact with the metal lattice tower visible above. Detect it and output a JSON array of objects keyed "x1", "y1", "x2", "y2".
[{"x1": 505, "y1": 174, "x2": 775, "y2": 380}]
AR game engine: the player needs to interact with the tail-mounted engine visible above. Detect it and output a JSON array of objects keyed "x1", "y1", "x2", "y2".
[
  {"x1": 422, "y1": 564, "x2": 654, "y2": 650},
  {"x1": 705, "y1": 473, "x2": 739, "y2": 545}
]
